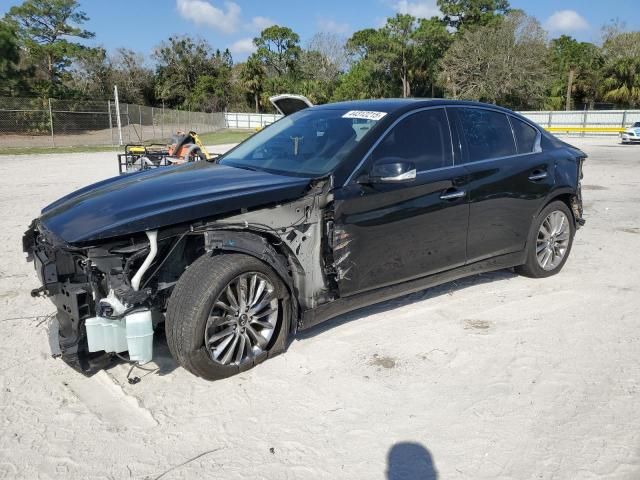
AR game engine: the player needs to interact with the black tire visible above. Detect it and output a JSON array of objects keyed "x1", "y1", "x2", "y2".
[
  {"x1": 515, "y1": 200, "x2": 575, "y2": 278},
  {"x1": 165, "y1": 253, "x2": 291, "y2": 380}
]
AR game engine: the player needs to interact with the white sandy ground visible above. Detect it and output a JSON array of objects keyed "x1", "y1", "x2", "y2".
[{"x1": 0, "y1": 138, "x2": 639, "y2": 480}]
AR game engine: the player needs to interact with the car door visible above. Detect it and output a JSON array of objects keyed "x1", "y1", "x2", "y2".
[
  {"x1": 447, "y1": 107, "x2": 555, "y2": 263},
  {"x1": 332, "y1": 107, "x2": 471, "y2": 297}
]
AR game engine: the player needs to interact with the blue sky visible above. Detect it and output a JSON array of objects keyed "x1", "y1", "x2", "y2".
[{"x1": 1, "y1": 0, "x2": 638, "y2": 62}]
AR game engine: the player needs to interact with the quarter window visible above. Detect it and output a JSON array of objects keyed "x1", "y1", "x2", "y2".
[
  {"x1": 510, "y1": 117, "x2": 539, "y2": 153},
  {"x1": 370, "y1": 108, "x2": 453, "y2": 171},
  {"x1": 455, "y1": 108, "x2": 516, "y2": 162}
]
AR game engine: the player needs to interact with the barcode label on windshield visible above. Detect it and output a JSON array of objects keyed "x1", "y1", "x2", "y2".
[{"x1": 342, "y1": 110, "x2": 387, "y2": 121}]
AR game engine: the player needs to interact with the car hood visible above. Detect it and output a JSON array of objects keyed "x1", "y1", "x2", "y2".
[
  {"x1": 625, "y1": 127, "x2": 640, "y2": 135},
  {"x1": 40, "y1": 162, "x2": 312, "y2": 244}
]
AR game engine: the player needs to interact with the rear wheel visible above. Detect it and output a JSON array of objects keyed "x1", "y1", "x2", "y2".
[
  {"x1": 516, "y1": 201, "x2": 575, "y2": 278},
  {"x1": 165, "y1": 253, "x2": 290, "y2": 380}
]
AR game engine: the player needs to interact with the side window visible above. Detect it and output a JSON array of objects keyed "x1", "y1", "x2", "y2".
[
  {"x1": 370, "y1": 108, "x2": 452, "y2": 171},
  {"x1": 455, "y1": 108, "x2": 516, "y2": 162},
  {"x1": 510, "y1": 117, "x2": 539, "y2": 153}
]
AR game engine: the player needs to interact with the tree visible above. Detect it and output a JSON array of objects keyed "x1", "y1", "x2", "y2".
[
  {"x1": 344, "y1": 27, "x2": 398, "y2": 98},
  {"x1": 67, "y1": 46, "x2": 111, "y2": 98},
  {"x1": 599, "y1": 28, "x2": 640, "y2": 107},
  {"x1": 437, "y1": 0, "x2": 510, "y2": 30},
  {"x1": 296, "y1": 33, "x2": 348, "y2": 103},
  {"x1": 253, "y1": 25, "x2": 301, "y2": 78},
  {"x1": 601, "y1": 22, "x2": 640, "y2": 60},
  {"x1": 347, "y1": 21, "x2": 415, "y2": 98},
  {"x1": 187, "y1": 71, "x2": 231, "y2": 112},
  {"x1": 385, "y1": 14, "x2": 415, "y2": 97},
  {"x1": 547, "y1": 36, "x2": 602, "y2": 110},
  {"x1": 333, "y1": 59, "x2": 394, "y2": 100},
  {"x1": 440, "y1": 11, "x2": 549, "y2": 109},
  {"x1": 345, "y1": 15, "x2": 451, "y2": 99},
  {"x1": 154, "y1": 36, "x2": 233, "y2": 110},
  {"x1": 0, "y1": 21, "x2": 25, "y2": 95},
  {"x1": 239, "y1": 54, "x2": 266, "y2": 112},
  {"x1": 4, "y1": 0, "x2": 94, "y2": 94},
  {"x1": 601, "y1": 57, "x2": 640, "y2": 107},
  {"x1": 307, "y1": 32, "x2": 349, "y2": 77},
  {"x1": 411, "y1": 17, "x2": 452, "y2": 97},
  {"x1": 110, "y1": 49, "x2": 156, "y2": 104}
]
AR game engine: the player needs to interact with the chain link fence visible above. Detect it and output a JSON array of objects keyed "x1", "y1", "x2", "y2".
[
  {"x1": 2, "y1": 97, "x2": 638, "y2": 148},
  {"x1": 0, "y1": 97, "x2": 225, "y2": 148}
]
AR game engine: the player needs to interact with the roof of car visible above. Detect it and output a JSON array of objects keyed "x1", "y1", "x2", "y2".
[{"x1": 312, "y1": 98, "x2": 516, "y2": 114}]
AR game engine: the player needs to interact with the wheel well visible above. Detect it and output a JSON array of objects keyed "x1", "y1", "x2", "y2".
[
  {"x1": 541, "y1": 193, "x2": 575, "y2": 223},
  {"x1": 153, "y1": 229, "x2": 298, "y2": 300},
  {"x1": 197, "y1": 229, "x2": 301, "y2": 331}
]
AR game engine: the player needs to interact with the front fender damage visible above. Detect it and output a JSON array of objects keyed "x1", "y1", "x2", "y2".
[{"x1": 24, "y1": 178, "x2": 344, "y2": 373}]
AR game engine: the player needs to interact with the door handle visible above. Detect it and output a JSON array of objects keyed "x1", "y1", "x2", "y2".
[
  {"x1": 528, "y1": 171, "x2": 548, "y2": 181},
  {"x1": 440, "y1": 189, "x2": 465, "y2": 200}
]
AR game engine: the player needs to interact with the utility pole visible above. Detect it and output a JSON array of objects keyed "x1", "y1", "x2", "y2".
[
  {"x1": 114, "y1": 85, "x2": 123, "y2": 146},
  {"x1": 47, "y1": 98, "x2": 55, "y2": 147}
]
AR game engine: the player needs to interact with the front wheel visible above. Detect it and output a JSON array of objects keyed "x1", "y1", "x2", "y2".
[
  {"x1": 516, "y1": 201, "x2": 575, "y2": 278},
  {"x1": 165, "y1": 253, "x2": 291, "y2": 380}
]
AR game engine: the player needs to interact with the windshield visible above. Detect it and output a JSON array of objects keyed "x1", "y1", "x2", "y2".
[{"x1": 219, "y1": 108, "x2": 382, "y2": 177}]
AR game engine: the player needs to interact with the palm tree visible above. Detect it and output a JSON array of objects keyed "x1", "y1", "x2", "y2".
[
  {"x1": 240, "y1": 54, "x2": 266, "y2": 113},
  {"x1": 602, "y1": 57, "x2": 640, "y2": 107}
]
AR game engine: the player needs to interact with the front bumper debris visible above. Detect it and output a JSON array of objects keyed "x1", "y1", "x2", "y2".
[{"x1": 23, "y1": 221, "x2": 154, "y2": 375}]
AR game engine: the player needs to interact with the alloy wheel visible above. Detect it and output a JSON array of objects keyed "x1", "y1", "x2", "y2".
[
  {"x1": 204, "y1": 272, "x2": 278, "y2": 366},
  {"x1": 536, "y1": 210, "x2": 570, "y2": 271}
]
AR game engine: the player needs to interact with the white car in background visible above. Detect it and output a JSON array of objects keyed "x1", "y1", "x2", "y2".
[{"x1": 621, "y1": 122, "x2": 640, "y2": 144}]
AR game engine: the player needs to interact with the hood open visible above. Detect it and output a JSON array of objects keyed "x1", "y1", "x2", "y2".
[
  {"x1": 40, "y1": 162, "x2": 311, "y2": 244},
  {"x1": 269, "y1": 94, "x2": 313, "y2": 116}
]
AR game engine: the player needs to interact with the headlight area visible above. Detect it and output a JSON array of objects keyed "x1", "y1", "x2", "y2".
[{"x1": 25, "y1": 224, "x2": 188, "y2": 375}]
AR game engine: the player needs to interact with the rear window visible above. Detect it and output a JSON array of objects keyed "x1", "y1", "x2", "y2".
[
  {"x1": 454, "y1": 108, "x2": 516, "y2": 162},
  {"x1": 510, "y1": 117, "x2": 539, "y2": 153}
]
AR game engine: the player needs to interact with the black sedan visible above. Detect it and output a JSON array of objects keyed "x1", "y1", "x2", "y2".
[{"x1": 23, "y1": 99, "x2": 585, "y2": 380}]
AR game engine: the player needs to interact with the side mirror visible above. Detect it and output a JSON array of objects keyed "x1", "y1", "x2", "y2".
[{"x1": 363, "y1": 158, "x2": 416, "y2": 184}]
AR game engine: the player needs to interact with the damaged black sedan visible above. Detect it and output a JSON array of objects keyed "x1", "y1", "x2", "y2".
[{"x1": 23, "y1": 99, "x2": 585, "y2": 380}]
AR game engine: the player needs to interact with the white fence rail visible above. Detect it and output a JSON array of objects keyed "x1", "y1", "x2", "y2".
[
  {"x1": 520, "y1": 110, "x2": 640, "y2": 135},
  {"x1": 224, "y1": 112, "x2": 281, "y2": 129},
  {"x1": 226, "y1": 110, "x2": 640, "y2": 136}
]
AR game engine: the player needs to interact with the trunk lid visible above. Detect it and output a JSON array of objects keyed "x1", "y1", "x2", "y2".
[{"x1": 269, "y1": 94, "x2": 313, "y2": 116}]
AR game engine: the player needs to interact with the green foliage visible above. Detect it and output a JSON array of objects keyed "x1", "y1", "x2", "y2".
[
  {"x1": 546, "y1": 35, "x2": 603, "y2": 110},
  {"x1": 343, "y1": 15, "x2": 451, "y2": 99},
  {"x1": 153, "y1": 36, "x2": 233, "y2": 112},
  {"x1": 333, "y1": 59, "x2": 393, "y2": 100},
  {"x1": 239, "y1": 54, "x2": 266, "y2": 112},
  {"x1": 601, "y1": 57, "x2": 640, "y2": 107},
  {"x1": 0, "y1": 21, "x2": 25, "y2": 95},
  {"x1": 187, "y1": 69, "x2": 232, "y2": 112},
  {"x1": 254, "y1": 25, "x2": 301, "y2": 77},
  {"x1": 437, "y1": 0, "x2": 510, "y2": 30},
  {"x1": 599, "y1": 29, "x2": 640, "y2": 107},
  {"x1": 4, "y1": 0, "x2": 93, "y2": 95},
  {"x1": 2, "y1": 0, "x2": 640, "y2": 112}
]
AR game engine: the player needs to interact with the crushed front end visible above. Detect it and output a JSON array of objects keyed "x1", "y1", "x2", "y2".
[{"x1": 23, "y1": 221, "x2": 161, "y2": 374}]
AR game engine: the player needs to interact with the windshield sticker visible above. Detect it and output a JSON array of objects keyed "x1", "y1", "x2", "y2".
[{"x1": 342, "y1": 110, "x2": 387, "y2": 121}]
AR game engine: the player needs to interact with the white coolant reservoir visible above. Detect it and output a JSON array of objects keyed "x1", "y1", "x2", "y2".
[
  {"x1": 85, "y1": 316, "x2": 128, "y2": 353},
  {"x1": 125, "y1": 310, "x2": 154, "y2": 364}
]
